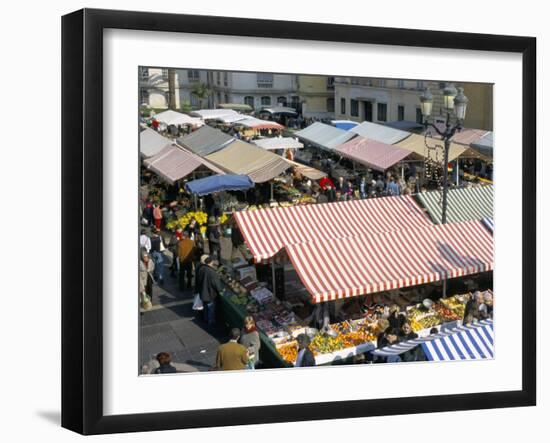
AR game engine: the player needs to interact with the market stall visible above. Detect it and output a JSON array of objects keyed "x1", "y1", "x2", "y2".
[
  {"x1": 217, "y1": 253, "x2": 493, "y2": 367},
  {"x1": 295, "y1": 122, "x2": 356, "y2": 151},
  {"x1": 185, "y1": 174, "x2": 254, "y2": 196},
  {"x1": 284, "y1": 219, "x2": 493, "y2": 302},
  {"x1": 228, "y1": 196, "x2": 493, "y2": 366},
  {"x1": 415, "y1": 184, "x2": 493, "y2": 224},
  {"x1": 139, "y1": 127, "x2": 172, "y2": 158},
  {"x1": 331, "y1": 120, "x2": 359, "y2": 130},
  {"x1": 349, "y1": 121, "x2": 410, "y2": 145},
  {"x1": 421, "y1": 318, "x2": 494, "y2": 361},
  {"x1": 482, "y1": 217, "x2": 494, "y2": 233},
  {"x1": 205, "y1": 140, "x2": 291, "y2": 184},
  {"x1": 393, "y1": 133, "x2": 467, "y2": 162},
  {"x1": 372, "y1": 318, "x2": 494, "y2": 361},
  {"x1": 252, "y1": 137, "x2": 304, "y2": 151},
  {"x1": 234, "y1": 195, "x2": 433, "y2": 262},
  {"x1": 142, "y1": 144, "x2": 225, "y2": 184},
  {"x1": 470, "y1": 131, "x2": 493, "y2": 159},
  {"x1": 176, "y1": 125, "x2": 235, "y2": 156},
  {"x1": 154, "y1": 109, "x2": 204, "y2": 127},
  {"x1": 334, "y1": 135, "x2": 419, "y2": 172},
  {"x1": 191, "y1": 108, "x2": 241, "y2": 121}
]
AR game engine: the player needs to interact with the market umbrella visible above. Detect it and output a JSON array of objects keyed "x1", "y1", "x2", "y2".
[{"x1": 185, "y1": 174, "x2": 254, "y2": 196}]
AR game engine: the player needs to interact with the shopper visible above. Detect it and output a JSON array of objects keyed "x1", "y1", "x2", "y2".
[
  {"x1": 240, "y1": 316, "x2": 261, "y2": 369},
  {"x1": 154, "y1": 352, "x2": 177, "y2": 374},
  {"x1": 139, "y1": 248, "x2": 155, "y2": 310},
  {"x1": 295, "y1": 333, "x2": 316, "y2": 367},
  {"x1": 207, "y1": 217, "x2": 222, "y2": 261},
  {"x1": 142, "y1": 200, "x2": 154, "y2": 226},
  {"x1": 150, "y1": 229, "x2": 166, "y2": 286},
  {"x1": 153, "y1": 203, "x2": 163, "y2": 230},
  {"x1": 177, "y1": 231, "x2": 196, "y2": 291},
  {"x1": 387, "y1": 177, "x2": 400, "y2": 196},
  {"x1": 196, "y1": 256, "x2": 224, "y2": 325},
  {"x1": 215, "y1": 328, "x2": 249, "y2": 371},
  {"x1": 139, "y1": 229, "x2": 151, "y2": 253}
]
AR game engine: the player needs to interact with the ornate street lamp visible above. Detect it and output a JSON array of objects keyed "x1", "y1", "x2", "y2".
[{"x1": 419, "y1": 84, "x2": 468, "y2": 224}]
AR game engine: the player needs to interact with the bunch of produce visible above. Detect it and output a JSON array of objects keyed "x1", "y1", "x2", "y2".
[
  {"x1": 433, "y1": 303, "x2": 462, "y2": 322},
  {"x1": 342, "y1": 328, "x2": 377, "y2": 346},
  {"x1": 255, "y1": 319, "x2": 280, "y2": 336},
  {"x1": 165, "y1": 211, "x2": 208, "y2": 230},
  {"x1": 409, "y1": 315, "x2": 441, "y2": 332},
  {"x1": 298, "y1": 196, "x2": 316, "y2": 204},
  {"x1": 277, "y1": 342, "x2": 298, "y2": 364},
  {"x1": 439, "y1": 297, "x2": 466, "y2": 319},
  {"x1": 310, "y1": 334, "x2": 346, "y2": 355},
  {"x1": 229, "y1": 294, "x2": 248, "y2": 306}
]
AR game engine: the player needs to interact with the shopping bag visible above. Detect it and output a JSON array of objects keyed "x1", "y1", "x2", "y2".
[
  {"x1": 192, "y1": 294, "x2": 204, "y2": 311},
  {"x1": 141, "y1": 293, "x2": 152, "y2": 311}
]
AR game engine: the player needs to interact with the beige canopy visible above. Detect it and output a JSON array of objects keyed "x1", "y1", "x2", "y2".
[
  {"x1": 394, "y1": 134, "x2": 466, "y2": 162},
  {"x1": 205, "y1": 140, "x2": 291, "y2": 183}
]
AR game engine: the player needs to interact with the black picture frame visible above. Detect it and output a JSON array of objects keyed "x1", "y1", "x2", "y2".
[{"x1": 62, "y1": 8, "x2": 536, "y2": 435}]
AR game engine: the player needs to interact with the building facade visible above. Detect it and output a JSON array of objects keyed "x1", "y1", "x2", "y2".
[
  {"x1": 209, "y1": 71, "x2": 300, "y2": 111},
  {"x1": 334, "y1": 77, "x2": 493, "y2": 131},
  {"x1": 296, "y1": 75, "x2": 335, "y2": 119}
]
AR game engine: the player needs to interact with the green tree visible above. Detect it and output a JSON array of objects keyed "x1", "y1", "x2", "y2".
[
  {"x1": 168, "y1": 68, "x2": 178, "y2": 110},
  {"x1": 191, "y1": 82, "x2": 212, "y2": 109},
  {"x1": 180, "y1": 100, "x2": 192, "y2": 114}
]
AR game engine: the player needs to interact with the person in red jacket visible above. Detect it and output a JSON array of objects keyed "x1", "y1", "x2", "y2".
[{"x1": 319, "y1": 176, "x2": 334, "y2": 191}]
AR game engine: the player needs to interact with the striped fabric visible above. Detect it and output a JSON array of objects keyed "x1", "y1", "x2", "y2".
[
  {"x1": 285, "y1": 220, "x2": 493, "y2": 303},
  {"x1": 482, "y1": 217, "x2": 494, "y2": 233},
  {"x1": 422, "y1": 319, "x2": 494, "y2": 361},
  {"x1": 373, "y1": 319, "x2": 494, "y2": 360},
  {"x1": 234, "y1": 196, "x2": 433, "y2": 262},
  {"x1": 415, "y1": 185, "x2": 494, "y2": 224}
]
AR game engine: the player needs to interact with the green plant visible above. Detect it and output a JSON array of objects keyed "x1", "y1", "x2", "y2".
[{"x1": 191, "y1": 83, "x2": 213, "y2": 109}]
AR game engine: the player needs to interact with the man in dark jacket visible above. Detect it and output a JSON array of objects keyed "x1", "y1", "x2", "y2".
[
  {"x1": 295, "y1": 333, "x2": 316, "y2": 367},
  {"x1": 207, "y1": 218, "x2": 222, "y2": 261},
  {"x1": 196, "y1": 256, "x2": 224, "y2": 325}
]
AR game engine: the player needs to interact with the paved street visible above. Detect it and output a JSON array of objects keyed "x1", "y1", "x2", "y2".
[{"x1": 139, "y1": 236, "x2": 234, "y2": 373}]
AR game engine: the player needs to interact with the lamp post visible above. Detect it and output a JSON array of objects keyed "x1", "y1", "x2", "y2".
[
  {"x1": 419, "y1": 84, "x2": 469, "y2": 224},
  {"x1": 420, "y1": 85, "x2": 468, "y2": 299}
]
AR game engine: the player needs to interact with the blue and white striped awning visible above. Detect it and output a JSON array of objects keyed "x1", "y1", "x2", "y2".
[
  {"x1": 482, "y1": 217, "x2": 494, "y2": 233},
  {"x1": 372, "y1": 319, "x2": 494, "y2": 361},
  {"x1": 422, "y1": 319, "x2": 494, "y2": 361}
]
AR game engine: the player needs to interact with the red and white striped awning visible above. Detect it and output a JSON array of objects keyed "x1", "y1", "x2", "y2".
[
  {"x1": 286, "y1": 220, "x2": 493, "y2": 303},
  {"x1": 234, "y1": 196, "x2": 433, "y2": 262}
]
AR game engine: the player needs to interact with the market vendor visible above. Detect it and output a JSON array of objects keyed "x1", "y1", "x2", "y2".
[
  {"x1": 295, "y1": 334, "x2": 316, "y2": 368},
  {"x1": 239, "y1": 316, "x2": 261, "y2": 369}
]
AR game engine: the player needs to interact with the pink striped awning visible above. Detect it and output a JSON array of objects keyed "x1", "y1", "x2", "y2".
[
  {"x1": 234, "y1": 196, "x2": 433, "y2": 262},
  {"x1": 334, "y1": 136, "x2": 414, "y2": 171},
  {"x1": 286, "y1": 220, "x2": 493, "y2": 303}
]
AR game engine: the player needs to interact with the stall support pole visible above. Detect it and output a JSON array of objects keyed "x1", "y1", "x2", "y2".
[
  {"x1": 271, "y1": 260, "x2": 277, "y2": 298},
  {"x1": 401, "y1": 163, "x2": 405, "y2": 180},
  {"x1": 270, "y1": 182, "x2": 274, "y2": 202},
  {"x1": 455, "y1": 157, "x2": 460, "y2": 186}
]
